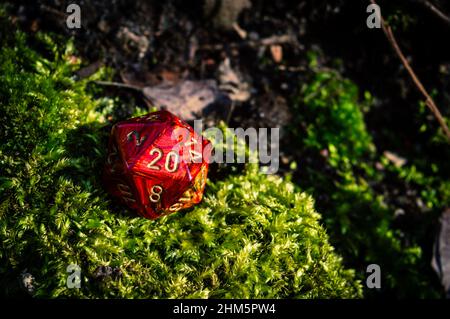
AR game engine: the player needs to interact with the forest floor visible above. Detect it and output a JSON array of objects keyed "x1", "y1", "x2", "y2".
[{"x1": 3, "y1": 0, "x2": 450, "y2": 298}]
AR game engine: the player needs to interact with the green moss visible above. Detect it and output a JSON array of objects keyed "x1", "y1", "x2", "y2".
[
  {"x1": 0, "y1": 17, "x2": 361, "y2": 298},
  {"x1": 299, "y1": 70, "x2": 374, "y2": 162},
  {"x1": 291, "y1": 63, "x2": 443, "y2": 298}
]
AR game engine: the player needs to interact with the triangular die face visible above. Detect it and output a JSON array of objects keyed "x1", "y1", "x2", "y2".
[
  {"x1": 192, "y1": 164, "x2": 208, "y2": 193},
  {"x1": 177, "y1": 186, "x2": 202, "y2": 209},
  {"x1": 113, "y1": 121, "x2": 165, "y2": 170},
  {"x1": 131, "y1": 124, "x2": 192, "y2": 184},
  {"x1": 104, "y1": 139, "x2": 127, "y2": 176},
  {"x1": 186, "y1": 138, "x2": 211, "y2": 178},
  {"x1": 130, "y1": 174, "x2": 154, "y2": 208},
  {"x1": 104, "y1": 175, "x2": 141, "y2": 212},
  {"x1": 166, "y1": 164, "x2": 208, "y2": 213},
  {"x1": 131, "y1": 172, "x2": 191, "y2": 217},
  {"x1": 164, "y1": 125, "x2": 211, "y2": 179},
  {"x1": 120, "y1": 110, "x2": 177, "y2": 125}
]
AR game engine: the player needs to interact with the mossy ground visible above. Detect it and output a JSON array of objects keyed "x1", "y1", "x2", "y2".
[
  {"x1": 1, "y1": 2, "x2": 448, "y2": 298},
  {"x1": 0, "y1": 14, "x2": 361, "y2": 298},
  {"x1": 289, "y1": 57, "x2": 449, "y2": 298}
]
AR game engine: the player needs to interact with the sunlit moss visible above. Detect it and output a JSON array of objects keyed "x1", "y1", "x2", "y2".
[
  {"x1": 0, "y1": 16, "x2": 361, "y2": 298},
  {"x1": 291, "y1": 58, "x2": 443, "y2": 298}
]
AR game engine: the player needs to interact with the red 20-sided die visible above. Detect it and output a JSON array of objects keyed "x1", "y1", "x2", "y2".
[{"x1": 103, "y1": 110, "x2": 211, "y2": 219}]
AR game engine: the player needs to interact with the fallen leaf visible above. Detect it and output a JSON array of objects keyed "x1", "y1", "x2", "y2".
[
  {"x1": 30, "y1": 19, "x2": 40, "y2": 32},
  {"x1": 204, "y1": 0, "x2": 251, "y2": 30},
  {"x1": 76, "y1": 60, "x2": 103, "y2": 79},
  {"x1": 232, "y1": 22, "x2": 247, "y2": 39},
  {"x1": 432, "y1": 209, "x2": 450, "y2": 297},
  {"x1": 116, "y1": 26, "x2": 149, "y2": 59},
  {"x1": 218, "y1": 58, "x2": 250, "y2": 103},
  {"x1": 383, "y1": 151, "x2": 407, "y2": 168},
  {"x1": 142, "y1": 80, "x2": 230, "y2": 121},
  {"x1": 270, "y1": 44, "x2": 283, "y2": 63}
]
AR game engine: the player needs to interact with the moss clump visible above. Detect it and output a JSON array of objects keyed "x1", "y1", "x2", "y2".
[
  {"x1": 290, "y1": 60, "x2": 443, "y2": 298},
  {"x1": 0, "y1": 17, "x2": 361, "y2": 298},
  {"x1": 299, "y1": 70, "x2": 374, "y2": 162}
]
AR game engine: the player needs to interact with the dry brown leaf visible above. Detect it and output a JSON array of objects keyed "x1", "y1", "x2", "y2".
[
  {"x1": 432, "y1": 209, "x2": 450, "y2": 297},
  {"x1": 270, "y1": 44, "x2": 283, "y2": 63},
  {"x1": 218, "y1": 58, "x2": 250, "y2": 103},
  {"x1": 142, "y1": 80, "x2": 229, "y2": 121},
  {"x1": 383, "y1": 150, "x2": 407, "y2": 167}
]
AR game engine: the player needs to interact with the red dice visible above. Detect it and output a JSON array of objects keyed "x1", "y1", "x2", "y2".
[{"x1": 103, "y1": 110, "x2": 211, "y2": 219}]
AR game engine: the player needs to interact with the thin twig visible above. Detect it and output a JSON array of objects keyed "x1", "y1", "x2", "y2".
[
  {"x1": 200, "y1": 34, "x2": 301, "y2": 51},
  {"x1": 93, "y1": 81, "x2": 156, "y2": 105},
  {"x1": 94, "y1": 80, "x2": 143, "y2": 92},
  {"x1": 39, "y1": 4, "x2": 67, "y2": 19},
  {"x1": 416, "y1": 0, "x2": 450, "y2": 26},
  {"x1": 371, "y1": 0, "x2": 450, "y2": 142}
]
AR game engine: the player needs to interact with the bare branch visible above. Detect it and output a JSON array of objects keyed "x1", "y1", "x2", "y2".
[
  {"x1": 370, "y1": 0, "x2": 450, "y2": 142},
  {"x1": 416, "y1": 0, "x2": 450, "y2": 26},
  {"x1": 200, "y1": 34, "x2": 300, "y2": 51}
]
